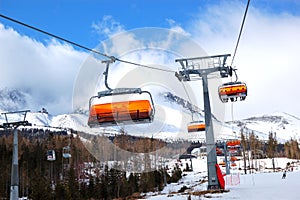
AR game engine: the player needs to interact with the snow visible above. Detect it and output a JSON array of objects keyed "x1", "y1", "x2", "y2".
[
  {"x1": 1, "y1": 98, "x2": 300, "y2": 199},
  {"x1": 1, "y1": 89, "x2": 300, "y2": 142},
  {"x1": 2, "y1": 110, "x2": 300, "y2": 143},
  {"x1": 221, "y1": 171, "x2": 300, "y2": 200},
  {"x1": 145, "y1": 157, "x2": 300, "y2": 200}
]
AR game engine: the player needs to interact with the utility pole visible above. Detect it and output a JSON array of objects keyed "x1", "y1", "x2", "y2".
[
  {"x1": 1, "y1": 110, "x2": 31, "y2": 200},
  {"x1": 175, "y1": 54, "x2": 232, "y2": 189}
]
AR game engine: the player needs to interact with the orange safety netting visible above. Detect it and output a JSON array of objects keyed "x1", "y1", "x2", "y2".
[
  {"x1": 225, "y1": 173, "x2": 240, "y2": 186},
  {"x1": 88, "y1": 100, "x2": 153, "y2": 124}
]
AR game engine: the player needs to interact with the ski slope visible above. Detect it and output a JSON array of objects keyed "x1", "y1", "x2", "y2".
[
  {"x1": 221, "y1": 171, "x2": 300, "y2": 200},
  {"x1": 146, "y1": 157, "x2": 300, "y2": 199}
]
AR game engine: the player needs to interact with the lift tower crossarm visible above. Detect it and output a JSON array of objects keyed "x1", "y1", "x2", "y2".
[
  {"x1": 175, "y1": 54, "x2": 231, "y2": 81},
  {"x1": 1, "y1": 110, "x2": 31, "y2": 200},
  {"x1": 1, "y1": 110, "x2": 31, "y2": 128},
  {"x1": 175, "y1": 54, "x2": 231, "y2": 190}
]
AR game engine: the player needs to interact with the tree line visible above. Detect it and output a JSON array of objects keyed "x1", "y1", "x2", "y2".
[
  {"x1": 0, "y1": 129, "x2": 185, "y2": 199},
  {"x1": 240, "y1": 129, "x2": 300, "y2": 173}
]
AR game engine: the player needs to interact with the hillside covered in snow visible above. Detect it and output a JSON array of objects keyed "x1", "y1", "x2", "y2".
[{"x1": 1, "y1": 87, "x2": 300, "y2": 143}]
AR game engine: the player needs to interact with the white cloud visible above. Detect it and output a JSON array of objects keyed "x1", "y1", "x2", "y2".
[
  {"x1": 188, "y1": 0, "x2": 300, "y2": 120},
  {"x1": 166, "y1": 18, "x2": 190, "y2": 36},
  {"x1": 0, "y1": 23, "x2": 88, "y2": 114},
  {"x1": 2, "y1": 0, "x2": 300, "y2": 122},
  {"x1": 92, "y1": 15, "x2": 125, "y2": 38}
]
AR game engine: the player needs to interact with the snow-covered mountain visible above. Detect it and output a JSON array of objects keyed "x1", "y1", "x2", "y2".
[
  {"x1": 1, "y1": 88, "x2": 300, "y2": 143},
  {"x1": 0, "y1": 88, "x2": 32, "y2": 111},
  {"x1": 222, "y1": 112, "x2": 300, "y2": 142}
]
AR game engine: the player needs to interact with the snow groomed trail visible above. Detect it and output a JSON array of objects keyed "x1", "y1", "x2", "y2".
[
  {"x1": 146, "y1": 158, "x2": 300, "y2": 199},
  {"x1": 222, "y1": 170, "x2": 300, "y2": 200}
]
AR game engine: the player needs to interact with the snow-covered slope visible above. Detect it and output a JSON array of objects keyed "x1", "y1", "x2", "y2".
[{"x1": 145, "y1": 157, "x2": 300, "y2": 200}]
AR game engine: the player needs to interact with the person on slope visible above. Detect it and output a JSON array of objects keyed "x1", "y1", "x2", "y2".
[{"x1": 282, "y1": 170, "x2": 286, "y2": 179}]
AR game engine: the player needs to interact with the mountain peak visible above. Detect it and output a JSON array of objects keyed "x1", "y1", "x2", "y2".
[{"x1": 0, "y1": 87, "x2": 30, "y2": 112}]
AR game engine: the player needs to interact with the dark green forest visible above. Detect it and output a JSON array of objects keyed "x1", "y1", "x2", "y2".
[{"x1": 0, "y1": 129, "x2": 184, "y2": 200}]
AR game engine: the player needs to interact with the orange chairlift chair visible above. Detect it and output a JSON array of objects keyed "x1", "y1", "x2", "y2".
[
  {"x1": 226, "y1": 140, "x2": 241, "y2": 148},
  {"x1": 187, "y1": 111, "x2": 205, "y2": 133},
  {"x1": 218, "y1": 81, "x2": 247, "y2": 103},
  {"x1": 187, "y1": 121, "x2": 205, "y2": 133},
  {"x1": 88, "y1": 60, "x2": 155, "y2": 128},
  {"x1": 218, "y1": 65, "x2": 247, "y2": 103},
  {"x1": 88, "y1": 88, "x2": 155, "y2": 127}
]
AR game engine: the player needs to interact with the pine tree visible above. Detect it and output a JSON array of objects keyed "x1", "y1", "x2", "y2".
[
  {"x1": 285, "y1": 139, "x2": 300, "y2": 159},
  {"x1": 127, "y1": 173, "x2": 139, "y2": 194},
  {"x1": 267, "y1": 131, "x2": 277, "y2": 171},
  {"x1": 54, "y1": 181, "x2": 70, "y2": 200},
  {"x1": 68, "y1": 164, "x2": 80, "y2": 200}
]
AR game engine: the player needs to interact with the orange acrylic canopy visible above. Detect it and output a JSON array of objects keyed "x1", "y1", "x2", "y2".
[
  {"x1": 230, "y1": 156, "x2": 238, "y2": 162},
  {"x1": 88, "y1": 100, "x2": 153, "y2": 126},
  {"x1": 226, "y1": 140, "x2": 241, "y2": 147},
  {"x1": 188, "y1": 123, "x2": 205, "y2": 132},
  {"x1": 219, "y1": 84, "x2": 247, "y2": 96}
]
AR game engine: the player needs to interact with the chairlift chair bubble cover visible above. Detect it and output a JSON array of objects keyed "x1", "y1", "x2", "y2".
[
  {"x1": 187, "y1": 121, "x2": 205, "y2": 133},
  {"x1": 218, "y1": 81, "x2": 247, "y2": 102},
  {"x1": 88, "y1": 99, "x2": 154, "y2": 127},
  {"x1": 63, "y1": 146, "x2": 71, "y2": 158},
  {"x1": 226, "y1": 140, "x2": 241, "y2": 147},
  {"x1": 47, "y1": 150, "x2": 56, "y2": 161},
  {"x1": 88, "y1": 59, "x2": 156, "y2": 128}
]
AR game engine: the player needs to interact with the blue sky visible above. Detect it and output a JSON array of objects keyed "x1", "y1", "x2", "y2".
[
  {"x1": 1, "y1": 0, "x2": 206, "y2": 47},
  {"x1": 1, "y1": 0, "x2": 299, "y2": 47},
  {"x1": 1, "y1": 0, "x2": 300, "y2": 121}
]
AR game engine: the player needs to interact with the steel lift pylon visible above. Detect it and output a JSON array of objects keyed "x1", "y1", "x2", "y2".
[{"x1": 175, "y1": 54, "x2": 232, "y2": 189}]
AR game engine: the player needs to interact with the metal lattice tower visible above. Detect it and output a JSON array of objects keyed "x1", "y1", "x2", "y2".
[
  {"x1": 175, "y1": 54, "x2": 232, "y2": 190},
  {"x1": 1, "y1": 110, "x2": 31, "y2": 200}
]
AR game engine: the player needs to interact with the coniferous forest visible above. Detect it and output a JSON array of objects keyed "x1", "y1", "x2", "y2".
[
  {"x1": 1, "y1": 127, "x2": 299, "y2": 199},
  {"x1": 0, "y1": 128, "x2": 185, "y2": 200}
]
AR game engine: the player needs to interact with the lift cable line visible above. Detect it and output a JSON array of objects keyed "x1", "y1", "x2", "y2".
[
  {"x1": 0, "y1": 13, "x2": 175, "y2": 73},
  {"x1": 229, "y1": 0, "x2": 250, "y2": 138},
  {"x1": 114, "y1": 57, "x2": 175, "y2": 73},
  {"x1": 0, "y1": 14, "x2": 111, "y2": 59},
  {"x1": 230, "y1": 0, "x2": 251, "y2": 67}
]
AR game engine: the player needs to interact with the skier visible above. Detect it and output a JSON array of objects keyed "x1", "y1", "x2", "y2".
[{"x1": 282, "y1": 170, "x2": 286, "y2": 179}]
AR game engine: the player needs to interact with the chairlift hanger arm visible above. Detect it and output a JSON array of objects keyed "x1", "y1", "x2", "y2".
[
  {"x1": 102, "y1": 58, "x2": 116, "y2": 91},
  {"x1": 233, "y1": 68, "x2": 238, "y2": 82}
]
